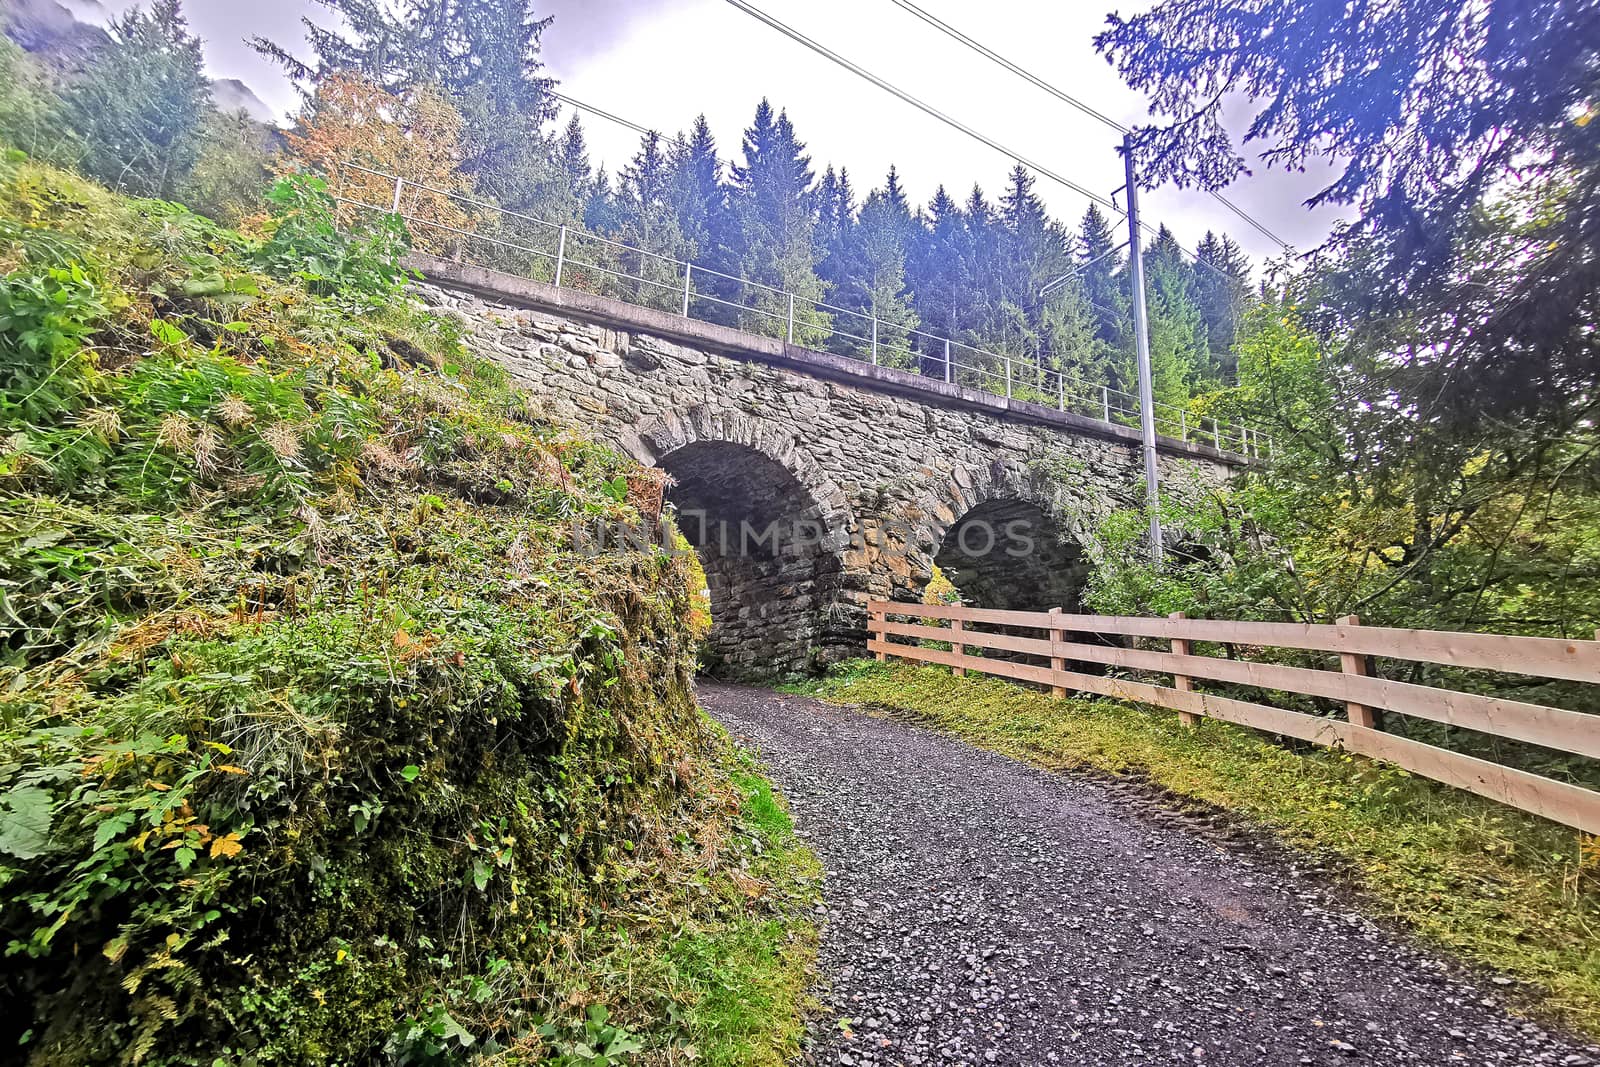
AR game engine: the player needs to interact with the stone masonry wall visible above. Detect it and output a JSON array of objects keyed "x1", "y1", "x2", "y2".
[{"x1": 414, "y1": 268, "x2": 1234, "y2": 678}]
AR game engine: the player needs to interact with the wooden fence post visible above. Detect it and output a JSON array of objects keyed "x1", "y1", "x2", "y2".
[
  {"x1": 951, "y1": 617, "x2": 966, "y2": 677},
  {"x1": 1049, "y1": 607, "x2": 1067, "y2": 698},
  {"x1": 1337, "y1": 614, "x2": 1378, "y2": 729},
  {"x1": 872, "y1": 605, "x2": 886, "y2": 662},
  {"x1": 1169, "y1": 611, "x2": 1199, "y2": 727}
]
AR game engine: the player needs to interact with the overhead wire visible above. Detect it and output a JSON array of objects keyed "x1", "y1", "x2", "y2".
[
  {"x1": 881, "y1": 0, "x2": 1295, "y2": 253},
  {"x1": 719, "y1": 0, "x2": 1122, "y2": 216}
]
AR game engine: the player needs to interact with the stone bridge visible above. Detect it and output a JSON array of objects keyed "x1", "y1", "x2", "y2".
[{"x1": 411, "y1": 256, "x2": 1240, "y2": 679}]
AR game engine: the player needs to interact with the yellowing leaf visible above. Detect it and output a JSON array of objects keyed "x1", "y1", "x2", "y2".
[
  {"x1": 393, "y1": 629, "x2": 413, "y2": 648},
  {"x1": 210, "y1": 832, "x2": 244, "y2": 859},
  {"x1": 215, "y1": 765, "x2": 249, "y2": 776}
]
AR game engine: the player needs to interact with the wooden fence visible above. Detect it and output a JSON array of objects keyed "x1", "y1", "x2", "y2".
[{"x1": 866, "y1": 600, "x2": 1600, "y2": 834}]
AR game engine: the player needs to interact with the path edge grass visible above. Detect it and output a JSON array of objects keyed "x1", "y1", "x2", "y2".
[{"x1": 786, "y1": 660, "x2": 1600, "y2": 1038}]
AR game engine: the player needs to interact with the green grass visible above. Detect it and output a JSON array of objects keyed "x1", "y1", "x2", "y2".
[
  {"x1": 530, "y1": 723, "x2": 821, "y2": 1066},
  {"x1": 790, "y1": 660, "x2": 1600, "y2": 1037}
]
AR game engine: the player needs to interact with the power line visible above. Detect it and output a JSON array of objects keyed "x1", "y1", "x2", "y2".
[
  {"x1": 551, "y1": 91, "x2": 691, "y2": 152},
  {"x1": 882, "y1": 0, "x2": 1295, "y2": 253},
  {"x1": 886, "y1": 0, "x2": 1128, "y2": 134},
  {"x1": 719, "y1": 0, "x2": 1122, "y2": 217}
]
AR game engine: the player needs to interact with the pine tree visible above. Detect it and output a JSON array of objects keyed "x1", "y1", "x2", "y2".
[
  {"x1": 729, "y1": 100, "x2": 829, "y2": 343},
  {"x1": 665, "y1": 115, "x2": 738, "y2": 322},
  {"x1": 1076, "y1": 205, "x2": 1133, "y2": 392},
  {"x1": 835, "y1": 172, "x2": 919, "y2": 366},
  {"x1": 617, "y1": 131, "x2": 692, "y2": 309},
  {"x1": 991, "y1": 166, "x2": 1077, "y2": 390},
  {"x1": 63, "y1": 0, "x2": 212, "y2": 200},
  {"x1": 1128, "y1": 225, "x2": 1207, "y2": 428},
  {"x1": 909, "y1": 185, "x2": 972, "y2": 377},
  {"x1": 814, "y1": 165, "x2": 854, "y2": 296},
  {"x1": 1193, "y1": 230, "x2": 1253, "y2": 383}
]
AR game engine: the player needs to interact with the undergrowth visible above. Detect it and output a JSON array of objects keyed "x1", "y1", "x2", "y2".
[
  {"x1": 0, "y1": 154, "x2": 816, "y2": 1064},
  {"x1": 793, "y1": 660, "x2": 1600, "y2": 1037}
]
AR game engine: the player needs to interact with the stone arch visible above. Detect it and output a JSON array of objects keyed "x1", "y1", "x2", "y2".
[
  {"x1": 627, "y1": 408, "x2": 854, "y2": 679},
  {"x1": 923, "y1": 460, "x2": 1094, "y2": 613}
]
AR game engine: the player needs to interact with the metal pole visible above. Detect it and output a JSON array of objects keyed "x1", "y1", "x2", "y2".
[
  {"x1": 871, "y1": 317, "x2": 879, "y2": 365},
  {"x1": 1180, "y1": 410, "x2": 1187, "y2": 442},
  {"x1": 682, "y1": 262, "x2": 692, "y2": 317},
  {"x1": 554, "y1": 226, "x2": 568, "y2": 288},
  {"x1": 1005, "y1": 355, "x2": 1013, "y2": 398},
  {"x1": 1101, "y1": 386, "x2": 1111, "y2": 423},
  {"x1": 1057, "y1": 373, "x2": 1065, "y2": 412},
  {"x1": 944, "y1": 339, "x2": 952, "y2": 383},
  {"x1": 1124, "y1": 133, "x2": 1163, "y2": 564},
  {"x1": 390, "y1": 175, "x2": 404, "y2": 213},
  {"x1": 787, "y1": 293, "x2": 796, "y2": 343}
]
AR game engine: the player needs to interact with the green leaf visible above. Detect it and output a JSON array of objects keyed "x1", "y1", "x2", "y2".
[
  {"x1": 150, "y1": 318, "x2": 188, "y2": 347},
  {"x1": 0, "y1": 786, "x2": 53, "y2": 860},
  {"x1": 174, "y1": 846, "x2": 196, "y2": 871},
  {"x1": 400, "y1": 764, "x2": 421, "y2": 782},
  {"x1": 92, "y1": 810, "x2": 135, "y2": 851}
]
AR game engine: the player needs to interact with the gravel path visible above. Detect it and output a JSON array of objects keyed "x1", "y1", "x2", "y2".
[{"x1": 701, "y1": 681, "x2": 1599, "y2": 1067}]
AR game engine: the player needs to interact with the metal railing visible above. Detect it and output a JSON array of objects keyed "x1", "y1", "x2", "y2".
[{"x1": 334, "y1": 162, "x2": 1274, "y2": 459}]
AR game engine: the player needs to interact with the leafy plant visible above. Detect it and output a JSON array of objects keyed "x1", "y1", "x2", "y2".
[
  {"x1": 0, "y1": 263, "x2": 107, "y2": 428},
  {"x1": 255, "y1": 174, "x2": 413, "y2": 304},
  {"x1": 540, "y1": 1005, "x2": 644, "y2": 1066}
]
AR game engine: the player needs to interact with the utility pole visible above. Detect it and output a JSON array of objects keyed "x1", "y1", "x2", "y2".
[{"x1": 1122, "y1": 132, "x2": 1163, "y2": 564}]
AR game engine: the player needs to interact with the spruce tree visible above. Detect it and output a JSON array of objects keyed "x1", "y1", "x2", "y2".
[
  {"x1": 1193, "y1": 230, "x2": 1253, "y2": 382},
  {"x1": 836, "y1": 173, "x2": 919, "y2": 366},
  {"x1": 665, "y1": 115, "x2": 738, "y2": 322},
  {"x1": 1129, "y1": 225, "x2": 1206, "y2": 427},
  {"x1": 729, "y1": 100, "x2": 829, "y2": 343},
  {"x1": 254, "y1": 0, "x2": 557, "y2": 209},
  {"x1": 909, "y1": 185, "x2": 971, "y2": 376},
  {"x1": 617, "y1": 131, "x2": 692, "y2": 309},
  {"x1": 64, "y1": 0, "x2": 212, "y2": 200},
  {"x1": 1076, "y1": 206, "x2": 1133, "y2": 392}
]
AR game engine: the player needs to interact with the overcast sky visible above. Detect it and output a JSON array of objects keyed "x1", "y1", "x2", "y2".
[{"x1": 97, "y1": 0, "x2": 1351, "y2": 264}]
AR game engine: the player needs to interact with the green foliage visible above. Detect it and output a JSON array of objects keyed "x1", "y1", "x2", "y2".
[
  {"x1": 0, "y1": 157, "x2": 815, "y2": 1066},
  {"x1": 255, "y1": 174, "x2": 413, "y2": 303},
  {"x1": 0, "y1": 264, "x2": 106, "y2": 429},
  {"x1": 0, "y1": 40, "x2": 62, "y2": 162},
  {"x1": 180, "y1": 108, "x2": 279, "y2": 227},
  {"x1": 60, "y1": 0, "x2": 213, "y2": 200},
  {"x1": 804, "y1": 661, "x2": 1600, "y2": 1036}
]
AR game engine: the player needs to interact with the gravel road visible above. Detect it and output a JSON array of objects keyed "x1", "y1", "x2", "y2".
[{"x1": 700, "y1": 681, "x2": 1599, "y2": 1067}]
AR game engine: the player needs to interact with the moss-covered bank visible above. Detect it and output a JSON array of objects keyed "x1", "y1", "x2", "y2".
[
  {"x1": 793, "y1": 660, "x2": 1600, "y2": 1037},
  {"x1": 0, "y1": 157, "x2": 816, "y2": 1064}
]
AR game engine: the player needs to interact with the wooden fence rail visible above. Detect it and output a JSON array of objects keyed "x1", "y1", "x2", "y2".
[{"x1": 867, "y1": 600, "x2": 1600, "y2": 835}]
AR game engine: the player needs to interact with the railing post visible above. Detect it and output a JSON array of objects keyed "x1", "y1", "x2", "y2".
[
  {"x1": 682, "y1": 262, "x2": 692, "y2": 317},
  {"x1": 1101, "y1": 386, "x2": 1111, "y2": 423},
  {"x1": 872, "y1": 605, "x2": 886, "y2": 662},
  {"x1": 787, "y1": 292, "x2": 796, "y2": 343},
  {"x1": 1057, "y1": 373, "x2": 1065, "y2": 412},
  {"x1": 1048, "y1": 607, "x2": 1066, "y2": 698},
  {"x1": 944, "y1": 339, "x2": 952, "y2": 383},
  {"x1": 1336, "y1": 614, "x2": 1379, "y2": 729},
  {"x1": 1170, "y1": 611, "x2": 1199, "y2": 727},
  {"x1": 871, "y1": 317, "x2": 879, "y2": 365},
  {"x1": 950, "y1": 617, "x2": 965, "y2": 678},
  {"x1": 1005, "y1": 355, "x2": 1013, "y2": 398},
  {"x1": 554, "y1": 226, "x2": 568, "y2": 288},
  {"x1": 390, "y1": 175, "x2": 404, "y2": 214},
  {"x1": 1180, "y1": 410, "x2": 1188, "y2": 442}
]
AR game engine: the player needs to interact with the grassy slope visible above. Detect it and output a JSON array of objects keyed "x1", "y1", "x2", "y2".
[
  {"x1": 792, "y1": 661, "x2": 1600, "y2": 1035},
  {"x1": 0, "y1": 156, "x2": 816, "y2": 1065}
]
